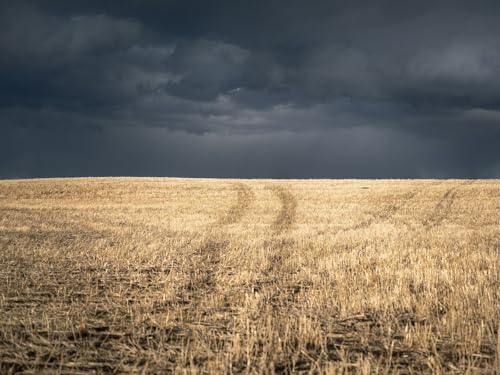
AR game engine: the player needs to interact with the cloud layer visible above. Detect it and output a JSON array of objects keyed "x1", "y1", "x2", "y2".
[{"x1": 1, "y1": 1, "x2": 499, "y2": 177}]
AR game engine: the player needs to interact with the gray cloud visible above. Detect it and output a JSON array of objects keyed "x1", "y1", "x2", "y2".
[
  {"x1": 2, "y1": 125, "x2": 496, "y2": 179},
  {"x1": 0, "y1": 4, "x2": 142, "y2": 67},
  {"x1": 162, "y1": 39, "x2": 250, "y2": 101},
  {"x1": 0, "y1": 0, "x2": 499, "y2": 177}
]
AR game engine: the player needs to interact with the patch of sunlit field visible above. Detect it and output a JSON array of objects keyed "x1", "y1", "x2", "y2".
[{"x1": 0, "y1": 178, "x2": 498, "y2": 374}]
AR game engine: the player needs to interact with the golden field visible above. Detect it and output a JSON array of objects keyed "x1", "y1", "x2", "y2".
[{"x1": 0, "y1": 178, "x2": 498, "y2": 374}]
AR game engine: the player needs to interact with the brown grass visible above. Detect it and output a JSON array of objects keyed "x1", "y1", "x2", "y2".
[{"x1": 0, "y1": 178, "x2": 498, "y2": 374}]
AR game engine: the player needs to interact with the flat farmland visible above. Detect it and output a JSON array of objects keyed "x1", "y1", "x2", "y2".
[{"x1": 0, "y1": 178, "x2": 498, "y2": 374}]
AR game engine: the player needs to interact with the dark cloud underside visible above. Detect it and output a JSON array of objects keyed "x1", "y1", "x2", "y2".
[{"x1": 1, "y1": 1, "x2": 499, "y2": 177}]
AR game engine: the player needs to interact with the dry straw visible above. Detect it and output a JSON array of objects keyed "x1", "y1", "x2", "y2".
[{"x1": 0, "y1": 178, "x2": 498, "y2": 373}]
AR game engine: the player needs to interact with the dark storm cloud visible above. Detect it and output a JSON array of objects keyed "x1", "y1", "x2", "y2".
[{"x1": 1, "y1": 0, "x2": 499, "y2": 177}]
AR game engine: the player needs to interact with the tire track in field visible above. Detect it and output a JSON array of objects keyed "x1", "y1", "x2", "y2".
[
  {"x1": 165, "y1": 183, "x2": 254, "y2": 365},
  {"x1": 217, "y1": 183, "x2": 254, "y2": 226},
  {"x1": 0, "y1": 183, "x2": 255, "y2": 374},
  {"x1": 423, "y1": 180, "x2": 474, "y2": 230},
  {"x1": 262, "y1": 183, "x2": 428, "y2": 287},
  {"x1": 271, "y1": 186, "x2": 298, "y2": 234},
  {"x1": 183, "y1": 183, "x2": 254, "y2": 298},
  {"x1": 182, "y1": 183, "x2": 254, "y2": 300},
  {"x1": 312, "y1": 182, "x2": 442, "y2": 264},
  {"x1": 255, "y1": 185, "x2": 301, "y2": 300},
  {"x1": 340, "y1": 182, "x2": 441, "y2": 233}
]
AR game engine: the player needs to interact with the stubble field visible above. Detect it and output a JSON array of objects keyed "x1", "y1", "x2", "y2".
[{"x1": 0, "y1": 178, "x2": 498, "y2": 374}]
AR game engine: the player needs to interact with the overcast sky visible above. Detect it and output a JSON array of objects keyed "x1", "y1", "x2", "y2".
[{"x1": 1, "y1": 0, "x2": 499, "y2": 178}]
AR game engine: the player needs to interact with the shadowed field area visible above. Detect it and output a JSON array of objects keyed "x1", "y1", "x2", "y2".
[{"x1": 0, "y1": 178, "x2": 498, "y2": 374}]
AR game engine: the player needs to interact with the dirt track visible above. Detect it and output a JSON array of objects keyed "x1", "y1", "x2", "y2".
[
  {"x1": 271, "y1": 185, "x2": 298, "y2": 234},
  {"x1": 423, "y1": 181, "x2": 474, "y2": 229},
  {"x1": 166, "y1": 183, "x2": 255, "y2": 362},
  {"x1": 218, "y1": 183, "x2": 255, "y2": 226},
  {"x1": 341, "y1": 181, "x2": 445, "y2": 232},
  {"x1": 183, "y1": 183, "x2": 255, "y2": 299}
]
